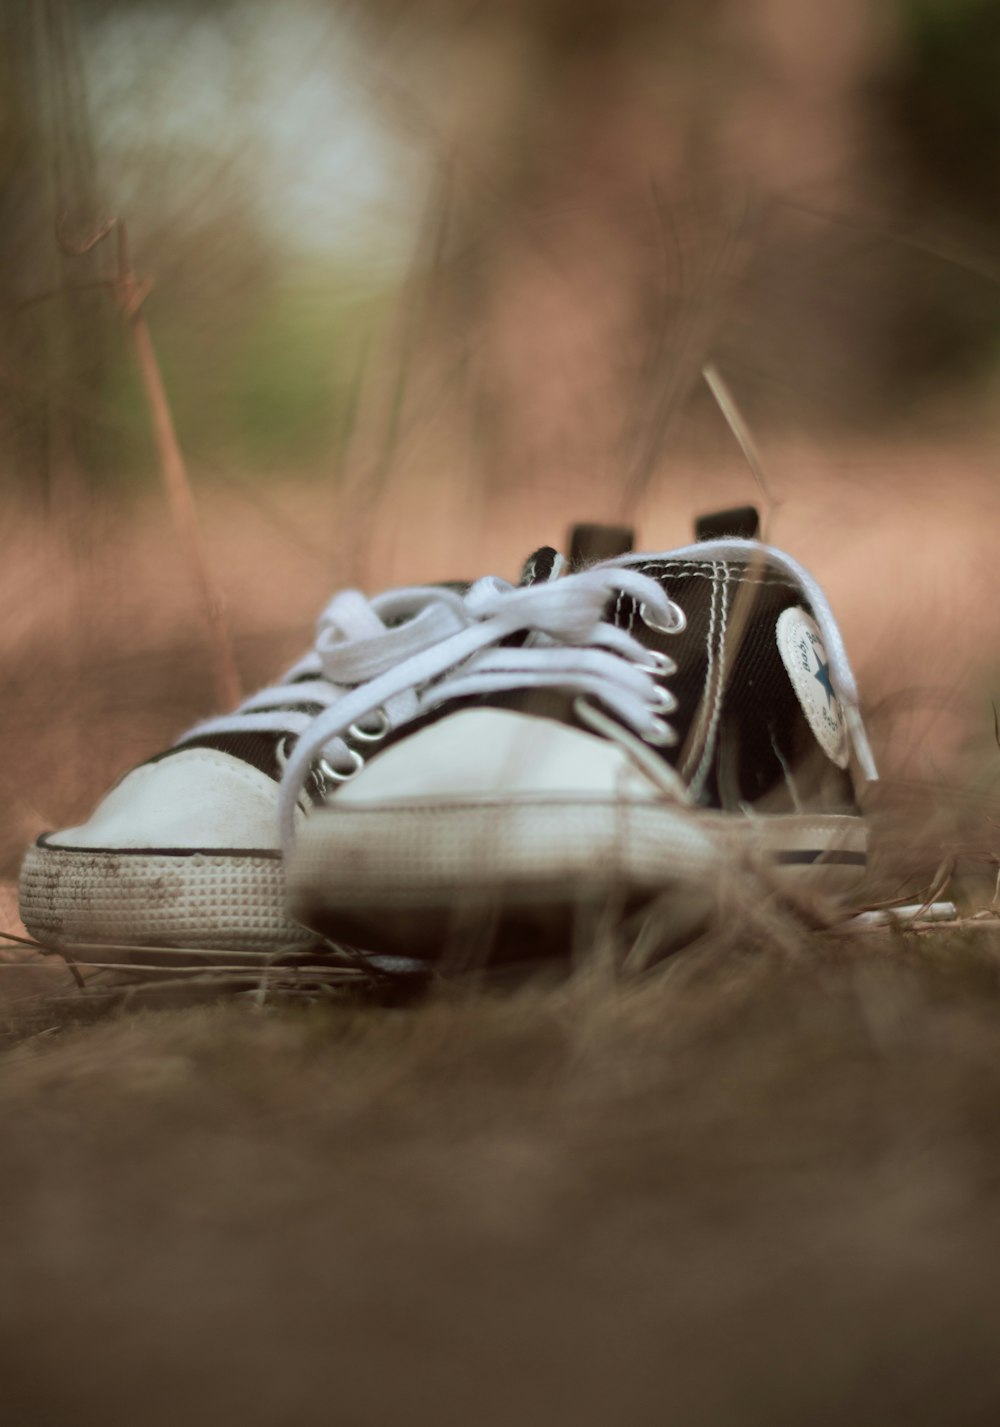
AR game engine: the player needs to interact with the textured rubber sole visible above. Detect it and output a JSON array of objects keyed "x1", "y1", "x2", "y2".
[
  {"x1": 19, "y1": 842, "x2": 314, "y2": 953},
  {"x1": 287, "y1": 800, "x2": 868, "y2": 965}
]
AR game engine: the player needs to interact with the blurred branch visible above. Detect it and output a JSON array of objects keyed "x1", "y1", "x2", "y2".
[
  {"x1": 58, "y1": 214, "x2": 242, "y2": 713},
  {"x1": 702, "y1": 361, "x2": 779, "y2": 538}
]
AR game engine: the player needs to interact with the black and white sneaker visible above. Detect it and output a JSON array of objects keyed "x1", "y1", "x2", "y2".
[
  {"x1": 284, "y1": 510, "x2": 877, "y2": 963},
  {"x1": 18, "y1": 581, "x2": 476, "y2": 953}
]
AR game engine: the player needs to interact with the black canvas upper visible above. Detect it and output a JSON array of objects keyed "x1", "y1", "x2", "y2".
[{"x1": 374, "y1": 541, "x2": 858, "y2": 816}]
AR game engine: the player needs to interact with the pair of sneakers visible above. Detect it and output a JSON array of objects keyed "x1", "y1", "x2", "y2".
[{"x1": 18, "y1": 508, "x2": 876, "y2": 973}]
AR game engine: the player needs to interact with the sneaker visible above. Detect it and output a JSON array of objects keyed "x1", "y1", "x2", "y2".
[
  {"x1": 17, "y1": 579, "x2": 478, "y2": 953},
  {"x1": 284, "y1": 510, "x2": 877, "y2": 965}
]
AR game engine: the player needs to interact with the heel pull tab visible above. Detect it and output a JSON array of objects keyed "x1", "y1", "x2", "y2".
[{"x1": 694, "y1": 506, "x2": 760, "y2": 542}]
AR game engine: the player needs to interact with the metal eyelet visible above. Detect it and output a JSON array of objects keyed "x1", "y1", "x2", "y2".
[
  {"x1": 649, "y1": 684, "x2": 677, "y2": 714},
  {"x1": 348, "y1": 707, "x2": 391, "y2": 743},
  {"x1": 645, "y1": 717, "x2": 677, "y2": 748},
  {"x1": 276, "y1": 735, "x2": 364, "y2": 783},
  {"x1": 318, "y1": 747, "x2": 365, "y2": 783},
  {"x1": 640, "y1": 600, "x2": 687, "y2": 636},
  {"x1": 636, "y1": 648, "x2": 673, "y2": 675}
]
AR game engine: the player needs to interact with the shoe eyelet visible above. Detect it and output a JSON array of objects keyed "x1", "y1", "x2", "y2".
[
  {"x1": 640, "y1": 600, "x2": 687, "y2": 636},
  {"x1": 348, "y1": 707, "x2": 391, "y2": 743},
  {"x1": 636, "y1": 648, "x2": 673, "y2": 675},
  {"x1": 649, "y1": 684, "x2": 677, "y2": 714},
  {"x1": 645, "y1": 717, "x2": 677, "y2": 748},
  {"x1": 319, "y1": 747, "x2": 365, "y2": 783}
]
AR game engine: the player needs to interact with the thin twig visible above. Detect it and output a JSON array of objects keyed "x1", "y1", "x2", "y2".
[
  {"x1": 701, "y1": 361, "x2": 779, "y2": 537},
  {"x1": 57, "y1": 215, "x2": 242, "y2": 713}
]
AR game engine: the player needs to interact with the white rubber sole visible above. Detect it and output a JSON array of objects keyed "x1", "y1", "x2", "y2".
[
  {"x1": 287, "y1": 799, "x2": 868, "y2": 963},
  {"x1": 19, "y1": 841, "x2": 313, "y2": 954}
]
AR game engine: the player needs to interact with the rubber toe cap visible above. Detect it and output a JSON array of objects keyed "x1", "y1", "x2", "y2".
[{"x1": 331, "y1": 707, "x2": 664, "y2": 808}]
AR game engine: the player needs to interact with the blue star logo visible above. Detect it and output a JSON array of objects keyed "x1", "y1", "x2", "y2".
[{"x1": 813, "y1": 654, "x2": 835, "y2": 706}]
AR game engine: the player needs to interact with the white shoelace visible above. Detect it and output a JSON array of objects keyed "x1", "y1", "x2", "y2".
[
  {"x1": 180, "y1": 583, "x2": 473, "y2": 760},
  {"x1": 275, "y1": 537, "x2": 876, "y2": 851},
  {"x1": 275, "y1": 563, "x2": 686, "y2": 846}
]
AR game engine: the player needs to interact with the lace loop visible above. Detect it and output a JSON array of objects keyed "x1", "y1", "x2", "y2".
[
  {"x1": 176, "y1": 584, "x2": 471, "y2": 771},
  {"x1": 640, "y1": 598, "x2": 687, "y2": 635},
  {"x1": 348, "y1": 708, "x2": 391, "y2": 743}
]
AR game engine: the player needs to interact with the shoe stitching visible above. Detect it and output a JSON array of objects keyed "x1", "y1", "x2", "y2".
[
  {"x1": 640, "y1": 559, "x2": 751, "y2": 572},
  {"x1": 637, "y1": 556, "x2": 795, "y2": 579},
  {"x1": 611, "y1": 584, "x2": 639, "y2": 636},
  {"x1": 680, "y1": 560, "x2": 721, "y2": 782},
  {"x1": 145, "y1": 745, "x2": 280, "y2": 799},
  {"x1": 614, "y1": 585, "x2": 626, "y2": 632},
  {"x1": 635, "y1": 559, "x2": 798, "y2": 591},
  {"x1": 690, "y1": 561, "x2": 730, "y2": 798}
]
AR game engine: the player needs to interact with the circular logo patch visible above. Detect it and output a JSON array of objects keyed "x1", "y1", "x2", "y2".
[{"x1": 775, "y1": 608, "x2": 848, "y2": 768}]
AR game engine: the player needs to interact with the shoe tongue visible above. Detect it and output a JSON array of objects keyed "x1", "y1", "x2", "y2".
[
  {"x1": 694, "y1": 505, "x2": 760, "y2": 541},
  {"x1": 519, "y1": 522, "x2": 635, "y2": 585},
  {"x1": 518, "y1": 547, "x2": 566, "y2": 586}
]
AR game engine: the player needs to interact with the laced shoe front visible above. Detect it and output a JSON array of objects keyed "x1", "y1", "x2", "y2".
[
  {"x1": 18, "y1": 582, "x2": 475, "y2": 953},
  {"x1": 283, "y1": 516, "x2": 877, "y2": 964}
]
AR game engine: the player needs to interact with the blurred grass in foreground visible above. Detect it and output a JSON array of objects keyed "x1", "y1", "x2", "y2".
[{"x1": 1, "y1": 925, "x2": 1000, "y2": 1423}]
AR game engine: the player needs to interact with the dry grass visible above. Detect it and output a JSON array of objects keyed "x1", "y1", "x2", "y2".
[{"x1": 0, "y1": 926, "x2": 999, "y2": 1424}]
